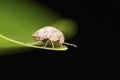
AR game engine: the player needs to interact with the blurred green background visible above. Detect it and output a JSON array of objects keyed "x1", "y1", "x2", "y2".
[{"x1": 0, "y1": 0, "x2": 77, "y2": 54}]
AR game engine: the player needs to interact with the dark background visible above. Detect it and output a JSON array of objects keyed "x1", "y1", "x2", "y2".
[{"x1": 0, "y1": 0, "x2": 118, "y2": 79}]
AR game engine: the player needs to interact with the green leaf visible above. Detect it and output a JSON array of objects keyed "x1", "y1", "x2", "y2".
[{"x1": 0, "y1": 34, "x2": 67, "y2": 51}]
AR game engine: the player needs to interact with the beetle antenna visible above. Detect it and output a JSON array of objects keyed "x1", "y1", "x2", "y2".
[{"x1": 63, "y1": 42, "x2": 77, "y2": 47}]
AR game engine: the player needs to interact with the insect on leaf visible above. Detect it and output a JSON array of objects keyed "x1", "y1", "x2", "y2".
[
  {"x1": 0, "y1": 1, "x2": 70, "y2": 55},
  {"x1": 0, "y1": 34, "x2": 68, "y2": 55}
]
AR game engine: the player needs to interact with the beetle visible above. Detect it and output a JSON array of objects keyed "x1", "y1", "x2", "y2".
[{"x1": 32, "y1": 26, "x2": 77, "y2": 48}]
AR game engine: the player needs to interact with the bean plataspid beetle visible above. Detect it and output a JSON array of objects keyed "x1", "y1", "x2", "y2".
[{"x1": 32, "y1": 26, "x2": 77, "y2": 48}]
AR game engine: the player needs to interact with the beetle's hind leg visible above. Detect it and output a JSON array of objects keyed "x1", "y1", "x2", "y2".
[{"x1": 58, "y1": 43, "x2": 62, "y2": 48}]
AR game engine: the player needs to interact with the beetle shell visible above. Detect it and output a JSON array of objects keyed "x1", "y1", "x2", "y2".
[{"x1": 32, "y1": 26, "x2": 65, "y2": 44}]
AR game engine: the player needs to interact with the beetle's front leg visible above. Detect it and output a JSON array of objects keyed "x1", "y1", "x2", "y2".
[
  {"x1": 50, "y1": 40, "x2": 54, "y2": 48},
  {"x1": 44, "y1": 40, "x2": 49, "y2": 47}
]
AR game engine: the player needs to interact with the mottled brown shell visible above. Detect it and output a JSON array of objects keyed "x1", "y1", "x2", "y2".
[
  {"x1": 32, "y1": 26, "x2": 65, "y2": 44},
  {"x1": 32, "y1": 26, "x2": 77, "y2": 48}
]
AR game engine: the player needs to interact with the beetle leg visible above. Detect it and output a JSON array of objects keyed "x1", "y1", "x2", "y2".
[
  {"x1": 59, "y1": 43, "x2": 62, "y2": 48},
  {"x1": 50, "y1": 41, "x2": 54, "y2": 48},
  {"x1": 60, "y1": 44, "x2": 62, "y2": 48},
  {"x1": 44, "y1": 40, "x2": 49, "y2": 47}
]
